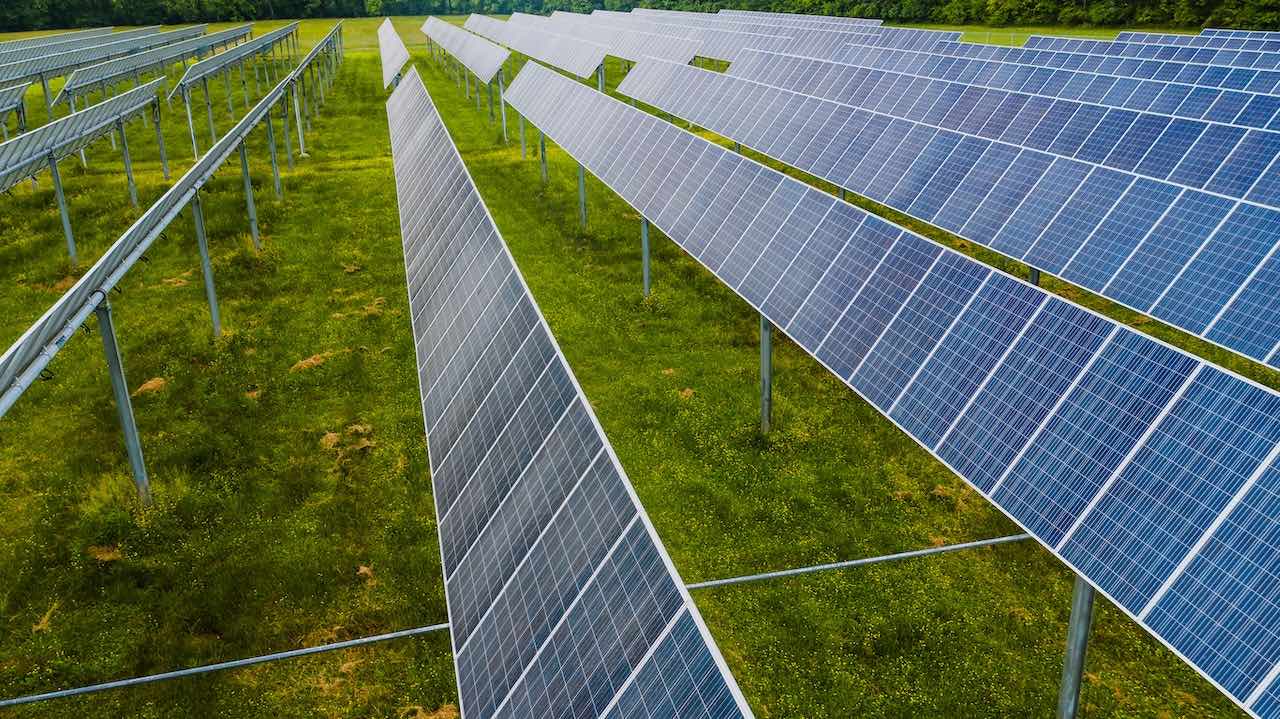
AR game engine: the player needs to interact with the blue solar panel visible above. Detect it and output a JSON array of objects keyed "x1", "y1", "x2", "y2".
[
  {"x1": 617, "y1": 57, "x2": 1280, "y2": 368},
  {"x1": 504, "y1": 62, "x2": 1280, "y2": 718},
  {"x1": 386, "y1": 66, "x2": 750, "y2": 719}
]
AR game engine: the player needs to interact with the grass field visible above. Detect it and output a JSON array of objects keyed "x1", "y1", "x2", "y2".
[{"x1": 0, "y1": 16, "x2": 1261, "y2": 719}]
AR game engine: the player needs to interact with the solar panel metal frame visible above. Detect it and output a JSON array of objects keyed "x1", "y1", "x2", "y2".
[
  {"x1": 715, "y1": 8, "x2": 883, "y2": 25},
  {"x1": 517, "y1": 11, "x2": 703, "y2": 65},
  {"x1": 385, "y1": 63, "x2": 753, "y2": 719},
  {"x1": 835, "y1": 41, "x2": 1280, "y2": 130},
  {"x1": 0, "y1": 77, "x2": 163, "y2": 192},
  {"x1": 0, "y1": 25, "x2": 208, "y2": 86},
  {"x1": 421, "y1": 16, "x2": 510, "y2": 85},
  {"x1": 0, "y1": 27, "x2": 160, "y2": 67},
  {"x1": 60, "y1": 24, "x2": 254, "y2": 105},
  {"x1": 0, "y1": 27, "x2": 113, "y2": 53},
  {"x1": 663, "y1": 51, "x2": 1280, "y2": 368},
  {"x1": 166, "y1": 23, "x2": 299, "y2": 100},
  {"x1": 0, "y1": 82, "x2": 28, "y2": 122},
  {"x1": 588, "y1": 10, "x2": 795, "y2": 63},
  {"x1": 507, "y1": 59, "x2": 1280, "y2": 719},
  {"x1": 1023, "y1": 35, "x2": 1280, "y2": 71},
  {"x1": 464, "y1": 14, "x2": 608, "y2": 80},
  {"x1": 379, "y1": 18, "x2": 411, "y2": 89},
  {"x1": 0, "y1": 22, "x2": 344, "y2": 419}
]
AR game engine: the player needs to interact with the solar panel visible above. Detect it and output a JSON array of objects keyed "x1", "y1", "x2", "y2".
[
  {"x1": 167, "y1": 23, "x2": 298, "y2": 100},
  {"x1": 716, "y1": 9, "x2": 883, "y2": 25},
  {"x1": 0, "y1": 25, "x2": 207, "y2": 86},
  {"x1": 379, "y1": 18, "x2": 411, "y2": 89},
  {"x1": 1203, "y1": 28, "x2": 1280, "y2": 39},
  {"x1": 0, "y1": 77, "x2": 162, "y2": 192},
  {"x1": 464, "y1": 14, "x2": 607, "y2": 80},
  {"x1": 618, "y1": 9, "x2": 955, "y2": 51},
  {"x1": 1117, "y1": 30, "x2": 1280, "y2": 50},
  {"x1": 60, "y1": 24, "x2": 254, "y2": 105},
  {"x1": 893, "y1": 38, "x2": 1280, "y2": 101},
  {"x1": 506, "y1": 59, "x2": 1280, "y2": 719},
  {"x1": 0, "y1": 27, "x2": 112, "y2": 53},
  {"x1": 1023, "y1": 35, "x2": 1280, "y2": 71},
  {"x1": 589, "y1": 11, "x2": 794, "y2": 63},
  {"x1": 836, "y1": 42, "x2": 1280, "y2": 130},
  {"x1": 0, "y1": 27, "x2": 159, "y2": 67},
  {"x1": 635, "y1": 53, "x2": 1280, "y2": 369},
  {"x1": 0, "y1": 82, "x2": 28, "y2": 126},
  {"x1": 385, "y1": 64, "x2": 752, "y2": 719},
  {"x1": 517, "y1": 12, "x2": 703, "y2": 65},
  {"x1": 421, "y1": 17, "x2": 509, "y2": 85}
]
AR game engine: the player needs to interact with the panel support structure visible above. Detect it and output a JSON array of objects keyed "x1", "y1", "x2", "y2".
[
  {"x1": 641, "y1": 218, "x2": 651, "y2": 298},
  {"x1": 191, "y1": 189, "x2": 222, "y2": 337},
  {"x1": 597, "y1": 63, "x2": 605, "y2": 92},
  {"x1": 760, "y1": 314, "x2": 773, "y2": 434},
  {"x1": 183, "y1": 87, "x2": 199, "y2": 159},
  {"x1": 577, "y1": 163, "x2": 587, "y2": 228},
  {"x1": 202, "y1": 77, "x2": 216, "y2": 145},
  {"x1": 539, "y1": 131, "x2": 548, "y2": 184},
  {"x1": 95, "y1": 299, "x2": 151, "y2": 504},
  {"x1": 498, "y1": 70, "x2": 508, "y2": 142},
  {"x1": 153, "y1": 103, "x2": 170, "y2": 180},
  {"x1": 1057, "y1": 575, "x2": 1095, "y2": 719},
  {"x1": 266, "y1": 113, "x2": 283, "y2": 197},
  {"x1": 239, "y1": 143, "x2": 261, "y2": 250},
  {"x1": 117, "y1": 118, "x2": 138, "y2": 208},
  {"x1": 1030, "y1": 268, "x2": 1042, "y2": 286},
  {"x1": 487, "y1": 79, "x2": 494, "y2": 122},
  {"x1": 519, "y1": 114, "x2": 526, "y2": 159},
  {"x1": 47, "y1": 153, "x2": 77, "y2": 267},
  {"x1": 292, "y1": 82, "x2": 307, "y2": 157}
]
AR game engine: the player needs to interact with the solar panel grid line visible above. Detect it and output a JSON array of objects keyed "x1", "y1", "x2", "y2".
[
  {"x1": 464, "y1": 14, "x2": 608, "y2": 79},
  {"x1": 1146, "y1": 205, "x2": 1244, "y2": 308},
  {"x1": 530, "y1": 12, "x2": 703, "y2": 65},
  {"x1": 0, "y1": 27, "x2": 159, "y2": 67},
  {"x1": 62, "y1": 24, "x2": 255, "y2": 103},
  {"x1": 593, "y1": 607, "x2": 689, "y2": 717},
  {"x1": 421, "y1": 17, "x2": 509, "y2": 84},
  {"x1": 1095, "y1": 188, "x2": 1191, "y2": 294},
  {"x1": 1252, "y1": 661, "x2": 1280, "y2": 707},
  {"x1": 167, "y1": 23, "x2": 299, "y2": 98},
  {"x1": 1138, "y1": 436, "x2": 1280, "y2": 620},
  {"x1": 508, "y1": 63, "x2": 1280, "y2": 717},
  {"x1": 379, "y1": 18, "x2": 410, "y2": 88},
  {"x1": 1052, "y1": 363, "x2": 1207, "y2": 550},
  {"x1": 717, "y1": 8, "x2": 883, "y2": 24},
  {"x1": 386, "y1": 67, "x2": 750, "y2": 719},
  {"x1": 658, "y1": 55, "x2": 1280, "y2": 363},
  {"x1": 836, "y1": 44, "x2": 1280, "y2": 131},
  {"x1": 0, "y1": 25, "x2": 209, "y2": 85},
  {"x1": 0, "y1": 27, "x2": 112, "y2": 52}
]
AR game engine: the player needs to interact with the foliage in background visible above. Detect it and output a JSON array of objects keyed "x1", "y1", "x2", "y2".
[{"x1": 4, "y1": 0, "x2": 1280, "y2": 33}]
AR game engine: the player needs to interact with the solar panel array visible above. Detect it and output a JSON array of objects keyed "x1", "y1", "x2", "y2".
[
  {"x1": 0, "y1": 26, "x2": 158, "y2": 67},
  {"x1": 0, "y1": 25, "x2": 207, "y2": 86},
  {"x1": 506, "y1": 59, "x2": 1280, "y2": 719},
  {"x1": 385, "y1": 64, "x2": 752, "y2": 719},
  {"x1": 465, "y1": 14, "x2": 608, "y2": 80},
  {"x1": 379, "y1": 18, "x2": 411, "y2": 89},
  {"x1": 1023, "y1": 35, "x2": 1280, "y2": 70},
  {"x1": 0, "y1": 83, "x2": 27, "y2": 121},
  {"x1": 633, "y1": 53, "x2": 1280, "y2": 369},
  {"x1": 0, "y1": 78, "x2": 163, "y2": 192},
  {"x1": 421, "y1": 16, "x2": 510, "y2": 85},
  {"x1": 1204, "y1": 28, "x2": 1280, "y2": 39},
  {"x1": 0, "y1": 27, "x2": 112, "y2": 53},
  {"x1": 834, "y1": 42, "x2": 1280, "y2": 131},
  {"x1": 936, "y1": 39, "x2": 1280, "y2": 95},
  {"x1": 518, "y1": 11, "x2": 703, "y2": 66},
  {"x1": 168, "y1": 23, "x2": 298, "y2": 98},
  {"x1": 716, "y1": 8, "x2": 882, "y2": 25},
  {"x1": 589, "y1": 10, "x2": 795, "y2": 63},
  {"x1": 60, "y1": 24, "x2": 254, "y2": 104}
]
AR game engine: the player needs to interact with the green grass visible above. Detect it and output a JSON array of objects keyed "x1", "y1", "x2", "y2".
[{"x1": 0, "y1": 17, "x2": 1257, "y2": 719}]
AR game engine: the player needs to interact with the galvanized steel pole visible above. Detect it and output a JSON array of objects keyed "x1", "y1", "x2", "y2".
[
  {"x1": 498, "y1": 73, "x2": 507, "y2": 141},
  {"x1": 292, "y1": 82, "x2": 306, "y2": 157},
  {"x1": 539, "y1": 131, "x2": 547, "y2": 184},
  {"x1": 760, "y1": 315, "x2": 773, "y2": 434},
  {"x1": 191, "y1": 189, "x2": 222, "y2": 337},
  {"x1": 641, "y1": 218, "x2": 650, "y2": 297},
  {"x1": 153, "y1": 103, "x2": 169, "y2": 180},
  {"x1": 577, "y1": 164, "x2": 587, "y2": 228},
  {"x1": 47, "y1": 153, "x2": 77, "y2": 267},
  {"x1": 280, "y1": 101, "x2": 295, "y2": 169},
  {"x1": 597, "y1": 63, "x2": 605, "y2": 92},
  {"x1": 265, "y1": 113, "x2": 282, "y2": 197},
  {"x1": 239, "y1": 143, "x2": 261, "y2": 250},
  {"x1": 183, "y1": 86, "x2": 199, "y2": 159},
  {"x1": 117, "y1": 118, "x2": 138, "y2": 208},
  {"x1": 202, "y1": 77, "x2": 216, "y2": 144},
  {"x1": 94, "y1": 299, "x2": 150, "y2": 504},
  {"x1": 519, "y1": 115, "x2": 526, "y2": 159},
  {"x1": 1057, "y1": 576, "x2": 1095, "y2": 719}
]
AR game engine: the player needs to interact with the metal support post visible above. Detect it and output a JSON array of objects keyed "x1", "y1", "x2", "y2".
[
  {"x1": 519, "y1": 115, "x2": 526, "y2": 159},
  {"x1": 292, "y1": 82, "x2": 307, "y2": 157},
  {"x1": 641, "y1": 218, "x2": 651, "y2": 297},
  {"x1": 191, "y1": 190, "x2": 222, "y2": 337},
  {"x1": 597, "y1": 63, "x2": 605, "y2": 92},
  {"x1": 48, "y1": 153, "x2": 77, "y2": 267},
  {"x1": 281, "y1": 101, "x2": 295, "y2": 169},
  {"x1": 839, "y1": 188, "x2": 846, "y2": 201},
  {"x1": 577, "y1": 164, "x2": 587, "y2": 228},
  {"x1": 153, "y1": 103, "x2": 169, "y2": 180},
  {"x1": 40, "y1": 73, "x2": 53, "y2": 122},
  {"x1": 1030, "y1": 268, "x2": 1041, "y2": 286},
  {"x1": 95, "y1": 299, "x2": 151, "y2": 504},
  {"x1": 760, "y1": 314, "x2": 773, "y2": 434},
  {"x1": 733, "y1": 141, "x2": 740, "y2": 153},
  {"x1": 266, "y1": 113, "x2": 282, "y2": 197},
  {"x1": 224, "y1": 69, "x2": 234, "y2": 113},
  {"x1": 239, "y1": 143, "x2": 261, "y2": 250},
  {"x1": 1056, "y1": 576, "x2": 1095, "y2": 719},
  {"x1": 300, "y1": 72, "x2": 311, "y2": 132},
  {"x1": 69, "y1": 96, "x2": 90, "y2": 163},
  {"x1": 465, "y1": 70, "x2": 470, "y2": 98},
  {"x1": 117, "y1": 119, "x2": 138, "y2": 208},
  {"x1": 202, "y1": 77, "x2": 217, "y2": 144},
  {"x1": 539, "y1": 132, "x2": 548, "y2": 184},
  {"x1": 183, "y1": 86, "x2": 199, "y2": 159},
  {"x1": 240, "y1": 62, "x2": 250, "y2": 107},
  {"x1": 498, "y1": 70, "x2": 508, "y2": 142},
  {"x1": 487, "y1": 80, "x2": 494, "y2": 122}
]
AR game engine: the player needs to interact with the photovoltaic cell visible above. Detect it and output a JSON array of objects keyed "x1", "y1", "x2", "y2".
[
  {"x1": 0, "y1": 25, "x2": 207, "y2": 85},
  {"x1": 422, "y1": 16, "x2": 510, "y2": 84},
  {"x1": 385, "y1": 65, "x2": 750, "y2": 719},
  {"x1": 465, "y1": 14, "x2": 607, "y2": 79},
  {"x1": 516, "y1": 12, "x2": 702, "y2": 65},
  {"x1": 505, "y1": 60, "x2": 1280, "y2": 719},
  {"x1": 0, "y1": 27, "x2": 112, "y2": 54},
  {"x1": 379, "y1": 18, "x2": 411, "y2": 89},
  {"x1": 0, "y1": 27, "x2": 157, "y2": 67},
  {"x1": 617, "y1": 56, "x2": 1280, "y2": 368},
  {"x1": 1023, "y1": 35, "x2": 1280, "y2": 71},
  {"x1": 167, "y1": 23, "x2": 297, "y2": 99}
]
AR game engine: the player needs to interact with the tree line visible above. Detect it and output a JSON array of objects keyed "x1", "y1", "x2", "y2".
[{"x1": 4, "y1": 0, "x2": 1278, "y2": 36}]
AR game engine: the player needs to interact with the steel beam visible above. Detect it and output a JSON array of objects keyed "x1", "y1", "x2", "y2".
[
  {"x1": 641, "y1": 218, "x2": 651, "y2": 298},
  {"x1": 1057, "y1": 576, "x2": 1096, "y2": 719},
  {"x1": 239, "y1": 143, "x2": 260, "y2": 250},
  {"x1": 577, "y1": 163, "x2": 587, "y2": 228},
  {"x1": 47, "y1": 153, "x2": 77, "y2": 267},
  {"x1": 760, "y1": 315, "x2": 773, "y2": 434},
  {"x1": 117, "y1": 118, "x2": 137, "y2": 207},
  {"x1": 94, "y1": 299, "x2": 150, "y2": 504},
  {"x1": 191, "y1": 190, "x2": 222, "y2": 337}
]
